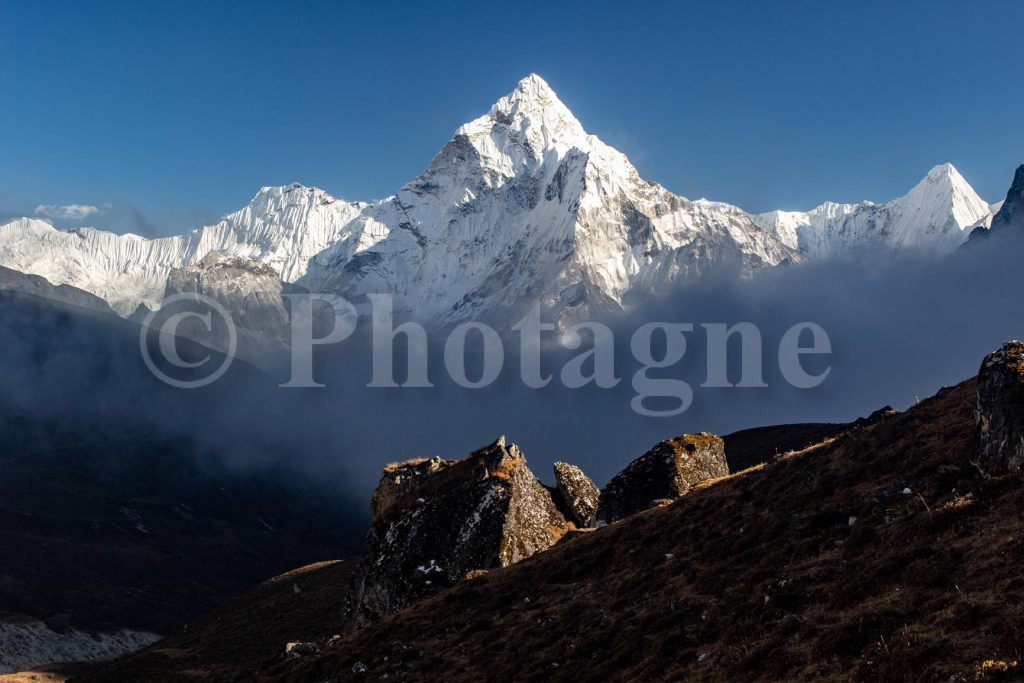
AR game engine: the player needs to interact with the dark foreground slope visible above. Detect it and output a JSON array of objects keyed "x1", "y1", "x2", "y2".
[
  {"x1": 80, "y1": 376, "x2": 1024, "y2": 681},
  {"x1": 0, "y1": 292, "x2": 365, "y2": 637}
]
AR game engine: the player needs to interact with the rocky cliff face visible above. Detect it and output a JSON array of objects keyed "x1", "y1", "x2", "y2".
[
  {"x1": 165, "y1": 250, "x2": 291, "y2": 342},
  {"x1": 357, "y1": 437, "x2": 571, "y2": 621},
  {"x1": 986, "y1": 165, "x2": 1024, "y2": 235},
  {"x1": 158, "y1": 251, "x2": 329, "y2": 364},
  {"x1": 974, "y1": 340, "x2": 1024, "y2": 475},
  {"x1": 552, "y1": 461, "x2": 600, "y2": 527},
  {"x1": 595, "y1": 433, "x2": 729, "y2": 524}
]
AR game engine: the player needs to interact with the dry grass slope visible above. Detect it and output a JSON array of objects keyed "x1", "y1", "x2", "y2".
[
  {"x1": 77, "y1": 378, "x2": 1024, "y2": 682},
  {"x1": 270, "y1": 379, "x2": 1023, "y2": 682}
]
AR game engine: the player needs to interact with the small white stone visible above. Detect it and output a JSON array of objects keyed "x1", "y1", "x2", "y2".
[{"x1": 848, "y1": 516, "x2": 857, "y2": 527}]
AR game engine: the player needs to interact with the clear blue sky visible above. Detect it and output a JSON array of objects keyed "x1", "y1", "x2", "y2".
[{"x1": 1, "y1": 0, "x2": 1021, "y2": 235}]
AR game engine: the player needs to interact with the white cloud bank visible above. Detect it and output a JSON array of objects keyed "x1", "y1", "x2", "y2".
[{"x1": 34, "y1": 203, "x2": 109, "y2": 221}]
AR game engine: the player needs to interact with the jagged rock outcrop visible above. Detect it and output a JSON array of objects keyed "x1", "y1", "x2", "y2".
[
  {"x1": 974, "y1": 341, "x2": 1024, "y2": 475},
  {"x1": 358, "y1": 437, "x2": 571, "y2": 621},
  {"x1": 595, "y1": 433, "x2": 728, "y2": 525},
  {"x1": 552, "y1": 461, "x2": 600, "y2": 527}
]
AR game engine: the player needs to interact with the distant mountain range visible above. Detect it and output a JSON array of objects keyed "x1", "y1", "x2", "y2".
[{"x1": 0, "y1": 75, "x2": 1008, "y2": 328}]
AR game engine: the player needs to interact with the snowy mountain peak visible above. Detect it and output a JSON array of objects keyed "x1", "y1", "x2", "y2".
[
  {"x1": 755, "y1": 163, "x2": 994, "y2": 258},
  {"x1": 513, "y1": 72, "x2": 556, "y2": 97},
  {"x1": 303, "y1": 75, "x2": 799, "y2": 327},
  {"x1": 910, "y1": 163, "x2": 976, "y2": 205},
  {"x1": 454, "y1": 74, "x2": 597, "y2": 173},
  {"x1": 900, "y1": 163, "x2": 991, "y2": 240},
  {"x1": 923, "y1": 161, "x2": 958, "y2": 181},
  {"x1": 487, "y1": 73, "x2": 578, "y2": 130}
]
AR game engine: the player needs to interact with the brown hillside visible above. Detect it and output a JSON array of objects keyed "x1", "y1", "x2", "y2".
[{"x1": 80, "y1": 377, "x2": 1024, "y2": 682}]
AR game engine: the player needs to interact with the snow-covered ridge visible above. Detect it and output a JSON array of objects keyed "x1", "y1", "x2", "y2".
[
  {"x1": 298, "y1": 75, "x2": 803, "y2": 327},
  {"x1": 0, "y1": 185, "x2": 363, "y2": 315},
  {"x1": 0, "y1": 75, "x2": 993, "y2": 324},
  {"x1": 753, "y1": 163, "x2": 995, "y2": 258}
]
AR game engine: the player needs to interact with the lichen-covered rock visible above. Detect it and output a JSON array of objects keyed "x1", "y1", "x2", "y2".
[
  {"x1": 370, "y1": 456, "x2": 452, "y2": 522},
  {"x1": 595, "y1": 433, "x2": 728, "y2": 525},
  {"x1": 552, "y1": 462, "x2": 600, "y2": 526},
  {"x1": 358, "y1": 437, "x2": 571, "y2": 621},
  {"x1": 975, "y1": 341, "x2": 1024, "y2": 475}
]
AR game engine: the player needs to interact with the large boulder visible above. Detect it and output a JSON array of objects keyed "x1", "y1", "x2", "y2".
[
  {"x1": 552, "y1": 462, "x2": 600, "y2": 527},
  {"x1": 358, "y1": 437, "x2": 571, "y2": 620},
  {"x1": 975, "y1": 341, "x2": 1024, "y2": 475},
  {"x1": 595, "y1": 433, "x2": 728, "y2": 525}
]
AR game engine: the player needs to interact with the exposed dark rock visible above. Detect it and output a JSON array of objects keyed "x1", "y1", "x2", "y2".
[
  {"x1": 854, "y1": 405, "x2": 899, "y2": 427},
  {"x1": 0, "y1": 265, "x2": 115, "y2": 316},
  {"x1": 990, "y1": 165, "x2": 1024, "y2": 233},
  {"x1": 595, "y1": 433, "x2": 729, "y2": 524},
  {"x1": 128, "y1": 302, "x2": 152, "y2": 323},
  {"x1": 967, "y1": 164, "x2": 1024, "y2": 244},
  {"x1": 552, "y1": 461, "x2": 600, "y2": 526},
  {"x1": 358, "y1": 436, "x2": 571, "y2": 621},
  {"x1": 974, "y1": 340, "x2": 1024, "y2": 475},
  {"x1": 284, "y1": 641, "x2": 321, "y2": 659}
]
